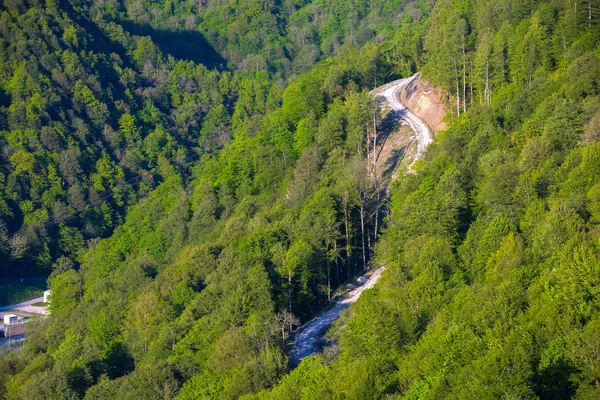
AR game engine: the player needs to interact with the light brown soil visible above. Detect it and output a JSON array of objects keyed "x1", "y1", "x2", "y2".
[
  {"x1": 399, "y1": 74, "x2": 448, "y2": 134},
  {"x1": 374, "y1": 124, "x2": 415, "y2": 186}
]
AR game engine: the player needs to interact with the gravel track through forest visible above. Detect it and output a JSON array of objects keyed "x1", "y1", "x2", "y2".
[
  {"x1": 288, "y1": 73, "x2": 433, "y2": 366},
  {"x1": 377, "y1": 73, "x2": 433, "y2": 168}
]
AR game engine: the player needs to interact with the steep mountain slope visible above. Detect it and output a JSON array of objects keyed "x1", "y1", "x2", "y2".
[
  {"x1": 289, "y1": 73, "x2": 438, "y2": 366},
  {"x1": 250, "y1": 3, "x2": 600, "y2": 398},
  {"x1": 0, "y1": 1, "x2": 234, "y2": 278},
  {"x1": 1, "y1": 0, "x2": 600, "y2": 399},
  {"x1": 0, "y1": 0, "x2": 430, "y2": 279},
  {"x1": 0, "y1": 2, "x2": 408, "y2": 396}
]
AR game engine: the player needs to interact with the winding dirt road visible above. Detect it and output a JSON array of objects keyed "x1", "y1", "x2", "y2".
[
  {"x1": 289, "y1": 269, "x2": 383, "y2": 366},
  {"x1": 376, "y1": 73, "x2": 433, "y2": 168},
  {"x1": 288, "y1": 73, "x2": 433, "y2": 366}
]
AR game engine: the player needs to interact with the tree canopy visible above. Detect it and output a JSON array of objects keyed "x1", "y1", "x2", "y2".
[{"x1": 1, "y1": 0, "x2": 600, "y2": 398}]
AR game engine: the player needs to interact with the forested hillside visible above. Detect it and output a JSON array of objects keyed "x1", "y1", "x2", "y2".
[
  {"x1": 0, "y1": 0, "x2": 409, "y2": 397},
  {"x1": 252, "y1": 1, "x2": 600, "y2": 399},
  {"x1": 0, "y1": 0, "x2": 422, "y2": 278},
  {"x1": 1, "y1": 0, "x2": 599, "y2": 398},
  {"x1": 0, "y1": 0, "x2": 231, "y2": 278}
]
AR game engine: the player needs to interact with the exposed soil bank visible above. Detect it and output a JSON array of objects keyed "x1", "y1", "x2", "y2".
[{"x1": 399, "y1": 72, "x2": 448, "y2": 134}]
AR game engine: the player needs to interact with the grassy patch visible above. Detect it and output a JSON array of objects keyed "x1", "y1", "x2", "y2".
[
  {"x1": 31, "y1": 302, "x2": 47, "y2": 307},
  {"x1": 0, "y1": 283, "x2": 46, "y2": 307}
]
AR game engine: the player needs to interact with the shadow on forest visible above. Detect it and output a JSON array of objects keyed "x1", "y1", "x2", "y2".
[
  {"x1": 379, "y1": 108, "x2": 405, "y2": 140},
  {"x1": 0, "y1": 87, "x2": 9, "y2": 108},
  {"x1": 60, "y1": 1, "x2": 129, "y2": 60},
  {"x1": 372, "y1": 97, "x2": 408, "y2": 176},
  {"x1": 403, "y1": 76, "x2": 419, "y2": 101},
  {"x1": 0, "y1": 87, "x2": 7, "y2": 130},
  {"x1": 382, "y1": 147, "x2": 408, "y2": 177},
  {"x1": 120, "y1": 21, "x2": 227, "y2": 70}
]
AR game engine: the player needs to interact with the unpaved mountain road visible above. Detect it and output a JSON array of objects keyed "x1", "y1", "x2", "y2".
[
  {"x1": 288, "y1": 268, "x2": 383, "y2": 366},
  {"x1": 376, "y1": 73, "x2": 433, "y2": 169},
  {"x1": 288, "y1": 73, "x2": 433, "y2": 366}
]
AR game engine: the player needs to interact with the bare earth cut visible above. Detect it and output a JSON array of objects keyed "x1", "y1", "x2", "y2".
[
  {"x1": 288, "y1": 73, "x2": 435, "y2": 366},
  {"x1": 398, "y1": 72, "x2": 448, "y2": 134}
]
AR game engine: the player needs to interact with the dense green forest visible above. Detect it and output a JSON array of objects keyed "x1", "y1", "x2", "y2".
[
  {"x1": 1, "y1": 0, "x2": 600, "y2": 398},
  {"x1": 0, "y1": 0, "x2": 416, "y2": 278}
]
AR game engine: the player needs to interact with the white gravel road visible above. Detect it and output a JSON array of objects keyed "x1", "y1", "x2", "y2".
[
  {"x1": 288, "y1": 268, "x2": 383, "y2": 365},
  {"x1": 377, "y1": 73, "x2": 433, "y2": 168},
  {"x1": 288, "y1": 73, "x2": 434, "y2": 366}
]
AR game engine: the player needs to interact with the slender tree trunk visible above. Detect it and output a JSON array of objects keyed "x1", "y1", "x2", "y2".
[
  {"x1": 470, "y1": 60, "x2": 474, "y2": 106},
  {"x1": 334, "y1": 240, "x2": 340, "y2": 284},
  {"x1": 344, "y1": 205, "x2": 351, "y2": 279},
  {"x1": 366, "y1": 136, "x2": 370, "y2": 172},
  {"x1": 456, "y1": 75, "x2": 460, "y2": 116},
  {"x1": 282, "y1": 325, "x2": 286, "y2": 347},
  {"x1": 366, "y1": 226, "x2": 371, "y2": 270},
  {"x1": 366, "y1": 123, "x2": 371, "y2": 173},
  {"x1": 374, "y1": 189, "x2": 380, "y2": 242},
  {"x1": 327, "y1": 261, "x2": 331, "y2": 301},
  {"x1": 372, "y1": 131, "x2": 376, "y2": 175},
  {"x1": 360, "y1": 201, "x2": 367, "y2": 271},
  {"x1": 372, "y1": 115, "x2": 377, "y2": 177},
  {"x1": 372, "y1": 113, "x2": 379, "y2": 244},
  {"x1": 288, "y1": 273, "x2": 292, "y2": 312}
]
